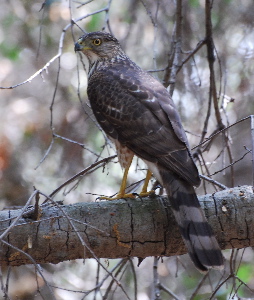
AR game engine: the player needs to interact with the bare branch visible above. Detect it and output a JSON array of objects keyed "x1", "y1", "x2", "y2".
[
  {"x1": 0, "y1": 54, "x2": 60, "y2": 90},
  {"x1": 0, "y1": 185, "x2": 253, "y2": 267},
  {"x1": 199, "y1": 175, "x2": 228, "y2": 190}
]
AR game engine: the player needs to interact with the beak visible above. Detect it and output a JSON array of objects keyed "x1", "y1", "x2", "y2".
[
  {"x1": 74, "y1": 41, "x2": 82, "y2": 52},
  {"x1": 75, "y1": 37, "x2": 92, "y2": 53}
]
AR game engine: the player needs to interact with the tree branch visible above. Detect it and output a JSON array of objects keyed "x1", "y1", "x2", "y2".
[{"x1": 0, "y1": 185, "x2": 253, "y2": 267}]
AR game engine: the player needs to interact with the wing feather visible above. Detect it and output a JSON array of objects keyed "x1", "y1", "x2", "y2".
[{"x1": 87, "y1": 63, "x2": 200, "y2": 186}]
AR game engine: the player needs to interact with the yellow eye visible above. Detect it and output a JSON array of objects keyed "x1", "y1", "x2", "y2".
[{"x1": 93, "y1": 39, "x2": 102, "y2": 46}]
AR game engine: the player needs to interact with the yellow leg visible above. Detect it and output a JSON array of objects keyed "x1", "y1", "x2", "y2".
[
  {"x1": 99, "y1": 156, "x2": 154, "y2": 200},
  {"x1": 141, "y1": 170, "x2": 152, "y2": 194},
  {"x1": 139, "y1": 170, "x2": 155, "y2": 197},
  {"x1": 100, "y1": 155, "x2": 135, "y2": 200},
  {"x1": 117, "y1": 160, "x2": 132, "y2": 197}
]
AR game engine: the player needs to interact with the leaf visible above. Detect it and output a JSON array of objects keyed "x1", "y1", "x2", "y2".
[{"x1": 237, "y1": 263, "x2": 253, "y2": 283}]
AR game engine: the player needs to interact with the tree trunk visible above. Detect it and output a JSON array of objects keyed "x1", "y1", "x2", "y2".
[{"x1": 0, "y1": 185, "x2": 253, "y2": 267}]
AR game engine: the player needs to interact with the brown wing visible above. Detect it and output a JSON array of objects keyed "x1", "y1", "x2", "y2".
[{"x1": 87, "y1": 61, "x2": 200, "y2": 186}]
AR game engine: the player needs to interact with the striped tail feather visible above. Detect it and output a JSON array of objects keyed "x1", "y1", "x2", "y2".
[{"x1": 159, "y1": 169, "x2": 224, "y2": 272}]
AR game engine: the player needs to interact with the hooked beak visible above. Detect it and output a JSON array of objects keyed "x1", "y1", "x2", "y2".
[
  {"x1": 74, "y1": 41, "x2": 82, "y2": 52},
  {"x1": 74, "y1": 37, "x2": 92, "y2": 53}
]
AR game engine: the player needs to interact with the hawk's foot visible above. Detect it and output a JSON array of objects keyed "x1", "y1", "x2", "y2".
[
  {"x1": 138, "y1": 190, "x2": 155, "y2": 198},
  {"x1": 99, "y1": 192, "x2": 136, "y2": 201}
]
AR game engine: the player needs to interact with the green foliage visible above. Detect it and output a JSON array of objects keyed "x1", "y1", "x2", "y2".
[
  {"x1": 2, "y1": 14, "x2": 16, "y2": 28},
  {"x1": 237, "y1": 263, "x2": 253, "y2": 283},
  {"x1": 216, "y1": 291, "x2": 230, "y2": 300},
  {"x1": 85, "y1": 13, "x2": 104, "y2": 32},
  {"x1": 189, "y1": 0, "x2": 200, "y2": 8},
  {"x1": 0, "y1": 42, "x2": 20, "y2": 61},
  {"x1": 192, "y1": 293, "x2": 210, "y2": 300},
  {"x1": 183, "y1": 272, "x2": 201, "y2": 290}
]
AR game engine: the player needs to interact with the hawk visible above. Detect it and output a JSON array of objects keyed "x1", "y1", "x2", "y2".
[{"x1": 74, "y1": 31, "x2": 224, "y2": 272}]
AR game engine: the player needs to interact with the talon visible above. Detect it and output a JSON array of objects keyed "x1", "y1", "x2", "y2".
[
  {"x1": 139, "y1": 190, "x2": 155, "y2": 198},
  {"x1": 99, "y1": 193, "x2": 136, "y2": 201},
  {"x1": 132, "y1": 192, "x2": 139, "y2": 197}
]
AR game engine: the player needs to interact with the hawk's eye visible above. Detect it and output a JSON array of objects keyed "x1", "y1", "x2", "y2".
[{"x1": 93, "y1": 39, "x2": 102, "y2": 46}]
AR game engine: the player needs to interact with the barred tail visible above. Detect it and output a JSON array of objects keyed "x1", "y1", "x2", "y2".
[{"x1": 159, "y1": 169, "x2": 224, "y2": 272}]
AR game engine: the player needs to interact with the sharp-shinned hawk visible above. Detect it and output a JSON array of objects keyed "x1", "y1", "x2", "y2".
[{"x1": 74, "y1": 31, "x2": 224, "y2": 272}]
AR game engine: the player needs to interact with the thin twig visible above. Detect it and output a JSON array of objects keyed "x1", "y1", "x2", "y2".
[
  {"x1": 94, "y1": 258, "x2": 101, "y2": 300},
  {"x1": 200, "y1": 175, "x2": 227, "y2": 190},
  {"x1": 35, "y1": 138, "x2": 55, "y2": 170},
  {"x1": 102, "y1": 0, "x2": 113, "y2": 33},
  {"x1": 53, "y1": 133, "x2": 100, "y2": 157},
  {"x1": 205, "y1": 0, "x2": 223, "y2": 132},
  {"x1": 177, "y1": 39, "x2": 206, "y2": 74},
  {"x1": 209, "y1": 274, "x2": 233, "y2": 300},
  {"x1": 129, "y1": 259, "x2": 138, "y2": 300},
  {"x1": 75, "y1": 0, "x2": 93, "y2": 9},
  {"x1": 210, "y1": 148, "x2": 251, "y2": 177},
  {"x1": 190, "y1": 274, "x2": 209, "y2": 300},
  {"x1": 169, "y1": 0, "x2": 182, "y2": 96},
  {"x1": 192, "y1": 115, "x2": 251, "y2": 150},
  {"x1": 159, "y1": 283, "x2": 181, "y2": 300},
  {"x1": 43, "y1": 155, "x2": 117, "y2": 201},
  {"x1": 251, "y1": 115, "x2": 254, "y2": 186},
  {"x1": 0, "y1": 240, "x2": 56, "y2": 299},
  {"x1": 153, "y1": 257, "x2": 160, "y2": 300},
  {"x1": 0, "y1": 53, "x2": 60, "y2": 90},
  {"x1": 0, "y1": 7, "x2": 110, "y2": 90},
  {"x1": 0, "y1": 190, "x2": 38, "y2": 241},
  {"x1": 103, "y1": 259, "x2": 130, "y2": 300},
  {"x1": 40, "y1": 192, "x2": 128, "y2": 297}
]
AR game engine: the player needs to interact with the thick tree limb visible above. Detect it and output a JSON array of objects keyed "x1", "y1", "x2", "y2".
[{"x1": 0, "y1": 185, "x2": 253, "y2": 267}]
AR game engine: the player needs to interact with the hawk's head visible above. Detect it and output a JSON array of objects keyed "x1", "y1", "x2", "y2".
[{"x1": 74, "y1": 31, "x2": 124, "y2": 64}]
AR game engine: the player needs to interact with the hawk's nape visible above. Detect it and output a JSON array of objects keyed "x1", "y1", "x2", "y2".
[{"x1": 74, "y1": 31, "x2": 224, "y2": 272}]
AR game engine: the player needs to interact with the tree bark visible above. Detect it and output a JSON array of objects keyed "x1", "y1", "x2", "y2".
[{"x1": 0, "y1": 185, "x2": 253, "y2": 267}]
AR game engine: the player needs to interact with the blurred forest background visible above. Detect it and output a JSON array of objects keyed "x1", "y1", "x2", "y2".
[{"x1": 0, "y1": 0, "x2": 254, "y2": 299}]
